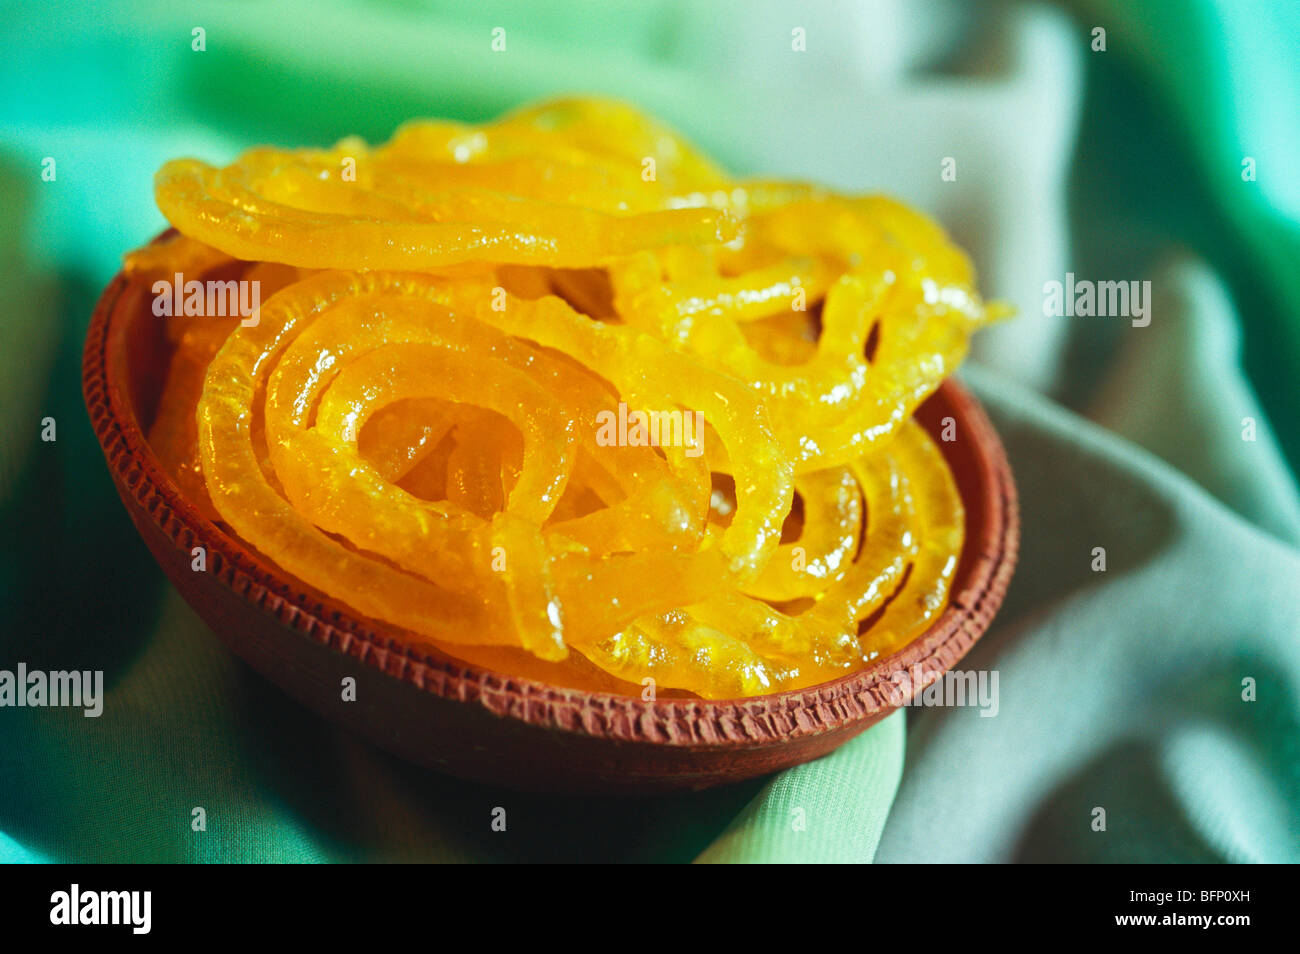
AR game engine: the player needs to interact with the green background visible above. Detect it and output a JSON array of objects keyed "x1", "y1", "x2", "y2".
[{"x1": 1, "y1": 0, "x2": 1297, "y2": 862}]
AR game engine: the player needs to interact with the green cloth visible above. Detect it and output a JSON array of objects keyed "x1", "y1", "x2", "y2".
[{"x1": 1, "y1": 0, "x2": 1297, "y2": 862}]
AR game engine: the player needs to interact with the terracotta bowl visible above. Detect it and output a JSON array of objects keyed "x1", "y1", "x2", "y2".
[{"x1": 83, "y1": 260, "x2": 1018, "y2": 795}]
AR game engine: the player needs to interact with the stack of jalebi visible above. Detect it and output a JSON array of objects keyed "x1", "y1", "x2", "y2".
[{"x1": 126, "y1": 97, "x2": 999, "y2": 699}]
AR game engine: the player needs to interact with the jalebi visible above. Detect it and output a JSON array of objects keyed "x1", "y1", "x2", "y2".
[{"x1": 126, "y1": 97, "x2": 999, "y2": 698}]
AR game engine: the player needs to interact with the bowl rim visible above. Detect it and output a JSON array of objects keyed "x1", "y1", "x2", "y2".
[{"x1": 84, "y1": 260, "x2": 1019, "y2": 750}]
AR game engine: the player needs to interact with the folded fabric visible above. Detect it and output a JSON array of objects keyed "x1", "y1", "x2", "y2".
[{"x1": 1, "y1": 0, "x2": 1296, "y2": 863}]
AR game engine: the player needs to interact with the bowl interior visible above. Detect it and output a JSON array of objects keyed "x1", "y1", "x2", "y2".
[
  {"x1": 85, "y1": 263, "x2": 1018, "y2": 792},
  {"x1": 115, "y1": 274, "x2": 1001, "y2": 669}
]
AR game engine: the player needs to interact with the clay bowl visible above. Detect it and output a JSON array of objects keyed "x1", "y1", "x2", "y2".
[{"x1": 83, "y1": 257, "x2": 1018, "y2": 796}]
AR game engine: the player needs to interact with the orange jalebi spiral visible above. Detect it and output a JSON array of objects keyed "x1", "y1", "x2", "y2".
[{"x1": 126, "y1": 97, "x2": 999, "y2": 698}]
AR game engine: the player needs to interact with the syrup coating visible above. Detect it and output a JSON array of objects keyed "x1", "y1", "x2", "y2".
[{"x1": 130, "y1": 97, "x2": 995, "y2": 698}]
